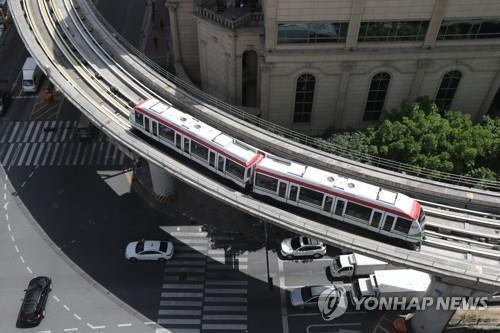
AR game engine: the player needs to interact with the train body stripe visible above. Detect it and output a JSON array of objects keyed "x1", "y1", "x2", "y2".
[
  {"x1": 255, "y1": 168, "x2": 416, "y2": 221},
  {"x1": 133, "y1": 107, "x2": 259, "y2": 168}
]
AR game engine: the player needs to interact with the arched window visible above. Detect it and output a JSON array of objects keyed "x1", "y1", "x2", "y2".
[
  {"x1": 293, "y1": 74, "x2": 315, "y2": 123},
  {"x1": 435, "y1": 70, "x2": 462, "y2": 112},
  {"x1": 363, "y1": 72, "x2": 391, "y2": 121}
]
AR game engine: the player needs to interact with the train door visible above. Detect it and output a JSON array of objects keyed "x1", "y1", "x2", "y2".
[
  {"x1": 183, "y1": 138, "x2": 190, "y2": 154},
  {"x1": 209, "y1": 151, "x2": 216, "y2": 168},
  {"x1": 175, "y1": 133, "x2": 182, "y2": 149},
  {"x1": 368, "y1": 210, "x2": 383, "y2": 231},
  {"x1": 333, "y1": 199, "x2": 346, "y2": 217},
  {"x1": 144, "y1": 117, "x2": 150, "y2": 133},
  {"x1": 217, "y1": 156, "x2": 225, "y2": 173},
  {"x1": 277, "y1": 181, "x2": 287, "y2": 201},
  {"x1": 380, "y1": 215, "x2": 395, "y2": 236},
  {"x1": 151, "y1": 120, "x2": 158, "y2": 137},
  {"x1": 288, "y1": 184, "x2": 299, "y2": 205},
  {"x1": 322, "y1": 196, "x2": 334, "y2": 216}
]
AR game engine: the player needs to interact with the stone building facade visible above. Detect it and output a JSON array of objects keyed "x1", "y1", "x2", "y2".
[{"x1": 167, "y1": 0, "x2": 500, "y2": 134}]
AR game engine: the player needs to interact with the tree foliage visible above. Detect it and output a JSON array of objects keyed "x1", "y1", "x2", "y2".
[{"x1": 322, "y1": 97, "x2": 500, "y2": 181}]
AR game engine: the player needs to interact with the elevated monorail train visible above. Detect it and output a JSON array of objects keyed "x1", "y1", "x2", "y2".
[{"x1": 130, "y1": 99, "x2": 425, "y2": 249}]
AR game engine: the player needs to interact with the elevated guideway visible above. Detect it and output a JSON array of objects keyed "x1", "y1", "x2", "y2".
[
  {"x1": 77, "y1": 0, "x2": 500, "y2": 212},
  {"x1": 8, "y1": 0, "x2": 500, "y2": 294}
]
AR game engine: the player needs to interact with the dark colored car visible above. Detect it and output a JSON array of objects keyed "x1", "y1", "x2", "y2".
[
  {"x1": 17, "y1": 276, "x2": 52, "y2": 327},
  {"x1": 0, "y1": 90, "x2": 12, "y2": 116}
]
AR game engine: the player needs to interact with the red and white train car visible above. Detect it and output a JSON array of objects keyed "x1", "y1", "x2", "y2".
[
  {"x1": 131, "y1": 99, "x2": 262, "y2": 188},
  {"x1": 253, "y1": 155, "x2": 424, "y2": 247}
]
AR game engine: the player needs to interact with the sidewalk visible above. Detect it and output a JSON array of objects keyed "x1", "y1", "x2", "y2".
[{"x1": 143, "y1": 0, "x2": 173, "y2": 72}]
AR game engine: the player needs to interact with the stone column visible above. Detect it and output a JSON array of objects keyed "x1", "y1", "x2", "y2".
[
  {"x1": 411, "y1": 280, "x2": 471, "y2": 333},
  {"x1": 335, "y1": 62, "x2": 354, "y2": 128},
  {"x1": 477, "y1": 69, "x2": 500, "y2": 120},
  {"x1": 166, "y1": 1, "x2": 181, "y2": 63},
  {"x1": 345, "y1": 0, "x2": 367, "y2": 49},
  {"x1": 148, "y1": 161, "x2": 176, "y2": 200},
  {"x1": 260, "y1": 64, "x2": 271, "y2": 120},
  {"x1": 423, "y1": 0, "x2": 449, "y2": 48},
  {"x1": 408, "y1": 60, "x2": 432, "y2": 102}
]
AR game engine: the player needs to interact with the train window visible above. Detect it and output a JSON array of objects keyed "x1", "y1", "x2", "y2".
[
  {"x1": 175, "y1": 133, "x2": 182, "y2": 149},
  {"x1": 289, "y1": 185, "x2": 298, "y2": 201},
  {"x1": 371, "y1": 211, "x2": 382, "y2": 228},
  {"x1": 298, "y1": 187, "x2": 324, "y2": 207},
  {"x1": 345, "y1": 202, "x2": 372, "y2": 222},
  {"x1": 334, "y1": 200, "x2": 345, "y2": 216},
  {"x1": 246, "y1": 168, "x2": 252, "y2": 180},
  {"x1": 144, "y1": 117, "x2": 150, "y2": 132},
  {"x1": 209, "y1": 152, "x2": 216, "y2": 167},
  {"x1": 323, "y1": 196, "x2": 334, "y2": 213},
  {"x1": 191, "y1": 140, "x2": 209, "y2": 160},
  {"x1": 278, "y1": 182, "x2": 287, "y2": 198},
  {"x1": 394, "y1": 218, "x2": 413, "y2": 234},
  {"x1": 183, "y1": 139, "x2": 190, "y2": 153},
  {"x1": 255, "y1": 173, "x2": 278, "y2": 192},
  {"x1": 226, "y1": 159, "x2": 245, "y2": 180},
  {"x1": 159, "y1": 124, "x2": 175, "y2": 143},
  {"x1": 383, "y1": 216, "x2": 395, "y2": 231},
  {"x1": 152, "y1": 121, "x2": 158, "y2": 136},
  {"x1": 134, "y1": 111, "x2": 144, "y2": 126}
]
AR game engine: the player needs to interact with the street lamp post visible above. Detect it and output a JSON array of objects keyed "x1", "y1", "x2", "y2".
[{"x1": 263, "y1": 220, "x2": 273, "y2": 291}]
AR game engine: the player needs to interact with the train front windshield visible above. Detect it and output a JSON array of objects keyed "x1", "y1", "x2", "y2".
[{"x1": 418, "y1": 208, "x2": 426, "y2": 224}]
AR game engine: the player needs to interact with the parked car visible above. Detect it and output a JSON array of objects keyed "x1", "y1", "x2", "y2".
[
  {"x1": 17, "y1": 276, "x2": 52, "y2": 327},
  {"x1": 0, "y1": 90, "x2": 12, "y2": 116},
  {"x1": 125, "y1": 240, "x2": 174, "y2": 262},
  {"x1": 280, "y1": 236, "x2": 327, "y2": 259},
  {"x1": 289, "y1": 285, "x2": 337, "y2": 308}
]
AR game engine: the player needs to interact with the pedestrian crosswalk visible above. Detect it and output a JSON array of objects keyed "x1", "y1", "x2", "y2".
[
  {"x1": 0, "y1": 120, "x2": 129, "y2": 167},
  {"x1": 159, "y1": 226, "x2": 249, "y2": 333}
]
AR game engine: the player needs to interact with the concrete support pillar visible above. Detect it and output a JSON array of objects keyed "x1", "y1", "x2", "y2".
[
  {"x1": 335, "y1": 62, "x2": 354, "y2": 128},
  {"x1": 423, "y1": 0, "x2": 449, "y2": 48},
  {"x1": 165, "y1": 1, "x2": 181, "y2": 63},
  {"x1": 148, "y1": 161, "x2": 176, "y2": 199},
  {"x1": 411, "y1": 280, "x2": 471, "y2": 333},
  {"x1": 408, "y1": 60, "x2": 432, "y2": 102},
  {"x1": 345, "y1": 0, "x2": 366, "y2": 49},
  {"x1": 477, "y1": 69, "x2": 500, "y2": 120},
  {"x1": 260, "y1": 64, "x2": 271, "y2": 120}
]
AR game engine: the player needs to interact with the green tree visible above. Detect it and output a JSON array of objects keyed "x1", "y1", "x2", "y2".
[{"x1": 321, "y1": 97, "x2": 500, "y2": 182}]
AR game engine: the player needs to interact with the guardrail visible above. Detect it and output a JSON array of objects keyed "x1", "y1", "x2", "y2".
[
  {"x1": 83, "y1": 0, "x2": 500, "y2": 193},
  {"x1": 193, "y1": 6, "x2": 263, "y2": 30}
]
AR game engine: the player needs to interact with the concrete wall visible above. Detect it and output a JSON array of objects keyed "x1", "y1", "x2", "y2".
[{"x1": 176, "y1": 0, "x2": 200, "y2": 82}]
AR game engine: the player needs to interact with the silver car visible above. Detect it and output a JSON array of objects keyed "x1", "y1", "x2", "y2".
[
  {"x1": 289, "y1": 285, "x2": 337, "y2": 308},
  {"x1": 280, "y1": 236, "x2": 327, "y2": 259}
]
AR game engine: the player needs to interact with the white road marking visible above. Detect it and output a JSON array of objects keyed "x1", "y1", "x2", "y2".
[
  {"x1": 3, "y1": 183, "x2": 6, "y2": 190},
  {"x1": 38, "y1": 330, "x2": 52, "y2": 333},
  {"x1": 26, "y1": 266, "x2": 33, "y2": 274},
  {"x1": 19, "y1": 256, "x2": 25, "y2": 263},
  {"x1": 73, "y1": 313, "x2": 82, "y2": 320},
  {"x1": 10, "y1": 234, "x2": 15, "y2": 242},
  {"x1": 20, "y1": 181, "x2": 27, "y2": 188},
  {"x1": 52, "y1": 295, "x2": 60, "y2": 302},
  {"x1": 7, "y1": 223, "x2": 11, "y2": 231},
  {"x1": 86, "y1": 323, "x2": 106, "y2": 329},
  {"x1": 4, "y1": 202, "x2": 9, "y2": 210},
  {"x1": 117, "y1": 323, "x2": 132, "y2": 327},
  {"x1": 63, "y1": 328, "x2": 78, "y2": 332},
  {"x1": 3, "y1": 192, "x2": 5, "y2": 200},
  {"x1": 14, "y1": 245, "x2": 19, "y2": 253},
  {"x1": 5, "y1": 213, "x2": 8, "y2": 221},
  {"x1": 143, "y1": 321, "x2": 156, "y2": 325},
  {"x1": 64, "y1": 304, "x2": 71, "y2": 311}
]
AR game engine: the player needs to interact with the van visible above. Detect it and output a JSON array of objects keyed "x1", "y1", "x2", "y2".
[
  {"x1": 76, "y1": 115, "x2": 94, "y2": 140},
  {"x1": 22, "y1": 57, "x2": 42, "y2": 93}
]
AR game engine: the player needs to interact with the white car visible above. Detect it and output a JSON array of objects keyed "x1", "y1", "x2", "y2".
[
  {"x1": 125, "y1": 240, "x2": 174, "y2": 262},
  {"x1": 289, "y1": 285, "x2": 337, "y2": 308},
  {"x1": 280, "y1": 236, "x2": 327, "y2": 259}
]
